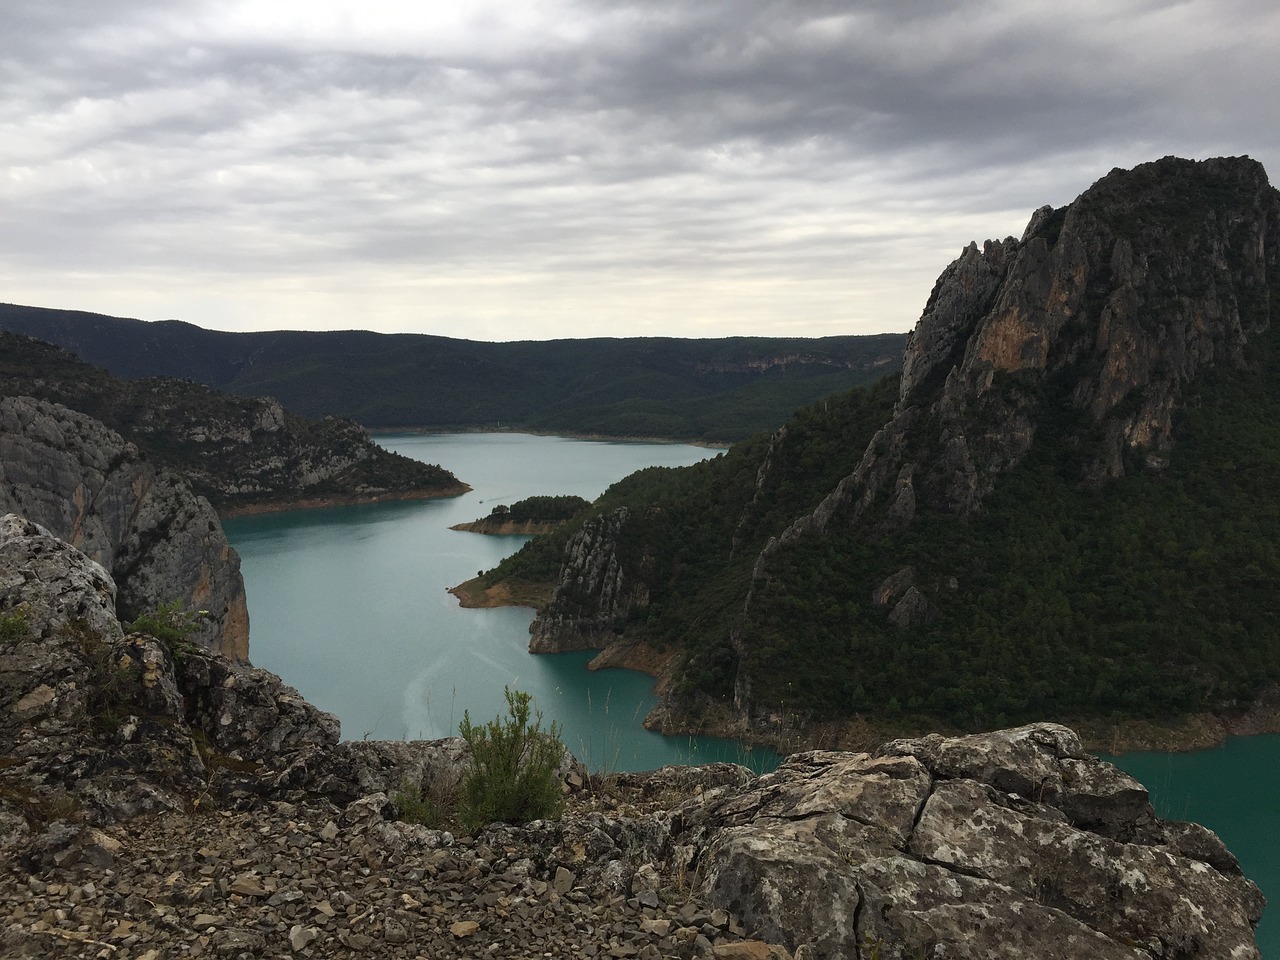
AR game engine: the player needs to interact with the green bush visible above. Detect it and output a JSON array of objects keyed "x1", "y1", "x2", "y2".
[
  {"x1": 457, "y1": 687, "x2": 566, "y2": 832},
  {"x1": 392, "y1": 780, "x2": 445, "y2": 829},
  {"x1": 0, "y1": 609, "x2": 30, "y2": 645},
  {"x1": 124, "y1": 600, "x2": 205, "y2": 658}
]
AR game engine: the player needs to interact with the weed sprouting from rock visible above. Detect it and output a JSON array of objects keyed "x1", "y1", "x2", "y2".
[
  {"x1": 125, "y1": 600, "x2": 206, "y2": 659},
  {"x1": 0, "y1": 608, "x2": 30, "y2": 645}
]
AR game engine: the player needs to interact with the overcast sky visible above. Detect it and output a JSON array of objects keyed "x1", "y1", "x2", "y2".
[{"x1": 2, "y1": 1, "x2": 1277, "y2": 341}]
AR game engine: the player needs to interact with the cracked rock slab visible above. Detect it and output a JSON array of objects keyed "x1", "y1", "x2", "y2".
[{"x1": 684, "y1": 723, "x2": 1263, "y2": 960}]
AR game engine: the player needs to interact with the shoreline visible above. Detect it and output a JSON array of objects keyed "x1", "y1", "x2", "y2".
[
  {"x1": 448, "y1": 577, "x2": 552, "y2": 611},
  {"x1": 369, "y1": 425, "x2": 732, "y2": 451},
  {"x1": 449, "y1": 519, "x2": 562, "y2": 536},
  {"x1": 446, "y1": 580, "x2": 1280, "y2": 757},
  {"x1": 218, "y1": 483, "x2": 472, "y2": 518}
]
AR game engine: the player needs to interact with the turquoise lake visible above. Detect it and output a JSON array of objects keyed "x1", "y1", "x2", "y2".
[
  {"x1": 223, "y1": 432, "x2": 778, "y2": 774},
  {"x1": 224, "y1": 432, "x2": 1274, "y2": 954}
]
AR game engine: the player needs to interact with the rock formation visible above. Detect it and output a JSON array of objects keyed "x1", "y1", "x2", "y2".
[
  {"x1": 0, "y1": 401, "x2": 250, "y2": 658},
  {"x1": 529, "y1": 507, "x2": 651, "y2": 652},
  {"x1": 0, "y1": 518, "x2": 1265, "y2": 957},
  {"x1": 767, "y1": 156, "x2": 1278, "y2": 547},
  {"x1": 682, "y1": 726, "x2": 1264, "y2": 959}
]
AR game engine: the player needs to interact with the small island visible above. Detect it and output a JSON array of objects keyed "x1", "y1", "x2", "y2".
[{"x1": 450, "y1": 494, "x2": 589, "y2": 536}]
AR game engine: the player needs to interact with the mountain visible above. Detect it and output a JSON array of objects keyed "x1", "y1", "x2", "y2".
[
  {"x1": 469, "y1": 156, "x2": 1280, "y2": 747},
  {"x1": 0, "y1": 306, "x2": 904, "y2": 442},
  {"x1": 0, "y1": 333, "x2": 467, "y2": 514}
]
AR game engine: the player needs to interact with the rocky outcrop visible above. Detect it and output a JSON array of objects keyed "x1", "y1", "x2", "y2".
[
  {"x1": 708, "y1": 155, "x2": 1280, "y2": 729},
  {"x1": 529, "y1": 508, "x2": 651, "y2": 653},
  {"x1": 0, "y1": 332, "x2": 468, "y2": 514},
  {"x1": 0, "y1": 523, "x2": 1264, "y2": 958},
  {"x1": 676, "y1": 723, "x2": 1263, "y2": 959},
  {"x1": 779, "y1": 156, "x2": 1279, "y2": 540},
  {"x1": 476, "y1": 157, "x2": 1280, "y2": 745},
  {"x1": 0, "y1": 515, "x2": 335, "y2": 822},
  {"x1": 0, "y1": 399, "x2": 249, "y2": 658}
]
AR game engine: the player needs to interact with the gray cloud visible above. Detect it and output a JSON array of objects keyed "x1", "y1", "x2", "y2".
[{"x1": 1, "y1": 0, "x2": 1277, "y2": 338}]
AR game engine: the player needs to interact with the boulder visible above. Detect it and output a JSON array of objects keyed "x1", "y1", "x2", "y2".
[{"x1": 678, "y1": 723, "x2": 1264, "y2": 959}]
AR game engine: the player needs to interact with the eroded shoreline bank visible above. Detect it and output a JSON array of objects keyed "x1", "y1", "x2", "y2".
[{"x1": 447, "y1": 576, "x2": 1280, "y2": 757}]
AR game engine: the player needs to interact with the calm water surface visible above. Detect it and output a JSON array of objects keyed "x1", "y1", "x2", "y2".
[
  {"x1": 1108, "y1": 737, "x2": 1279, "y2": 957},
  {"x1": 223, "y1": 433, "x2": 778, "y2": 773}
]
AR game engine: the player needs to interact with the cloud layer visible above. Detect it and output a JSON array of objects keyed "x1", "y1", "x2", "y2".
[{"x1": 2, "y1": 0, "x2": 1277, "y2": 338}]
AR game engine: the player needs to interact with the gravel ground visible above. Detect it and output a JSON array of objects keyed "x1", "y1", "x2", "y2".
[{"x1": 0, "y1": 794, "x2": 791, "y2": 960}]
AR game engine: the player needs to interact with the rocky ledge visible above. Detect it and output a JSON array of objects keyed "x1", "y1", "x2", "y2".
[
  {"x1": 1, "y1": 518, "x2": 1265, "y2": 958},
  {"x1": 1, "y1": 400, "x2": 249, "y2": 658}
]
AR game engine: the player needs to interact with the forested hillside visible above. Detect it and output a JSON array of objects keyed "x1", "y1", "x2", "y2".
[
  {"x1": 0, "y1": 305, "x2": 903, "y2": 442},
  {"x1": 0, "y1": 333, "x2": 464, "y2": 513},
  {"x1": 472, "y1": 156, "x2": 1280, "y2": 743}
]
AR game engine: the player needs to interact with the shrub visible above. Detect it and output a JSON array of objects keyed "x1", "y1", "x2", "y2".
[
  {"x1": 391, "y1": 762, "x2": 462, "y2": 830},
  {"x1": 392, "y1": 780, "x2": 443, "y2": 828},
  {"x1": 457, "y1": 687, "x2": 566, "y2": 832},
  {"x1": 0, "y1": 609, "x2": 30, "y2": 645},
  {"x1": 124, "y1": 600, "x2": 205, "y2": 658}
]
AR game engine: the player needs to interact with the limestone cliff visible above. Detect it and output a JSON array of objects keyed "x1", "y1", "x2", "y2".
[
  {"x1": 0, "y1": 332, "x2": 467, "y2": 514},
  {"x1": 0, "y1": 402, "x2": 249, "y2": 658},
  {"x1": 528, "y1": 508, "x2": 650, "y2": 653},
  {"x1": 772, "y1": 156, "x2": 1278, "y2": 543},
  {"x1": 0, "y1": 520, "x2": 1266, "y2": 958},
  {"x1": 504, "y1": 155, "x2": 1280, "y2": 739}
]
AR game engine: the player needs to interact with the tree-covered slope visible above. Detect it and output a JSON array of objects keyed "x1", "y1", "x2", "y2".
[
  {"x1": 0, "y1": 306, "x2": 903, "y2": 442},
  {"x1": 475, "y1": 156, "x2": 1280, "y2": 742},
  {"x1": 0, "y1": 333, "x2": 465, "y2": 513}
]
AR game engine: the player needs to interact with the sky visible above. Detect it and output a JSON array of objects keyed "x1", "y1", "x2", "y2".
[{"x1": 2, "y1": 1, "x2": 1278, "y2": 342}]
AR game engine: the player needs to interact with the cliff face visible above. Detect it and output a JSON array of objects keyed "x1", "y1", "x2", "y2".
[
  {"x1": 778, "y1": 156, "x2": 1278, "y2": 541},
  {"x1": 0, "y1": 519, "x2": 1266, "y2": 959},
  {"x1": 508, "y1": 156, "x2": 1280, "y2": 737},
  {"x1": 529, "y1": 508, "x2": 650, "y2": 653},
  {"x1": 0, "y1": 333, "x2": 467, "y2": 514},
  {"x1": 0, "y1": 399, "x2": 249, "y2": 658}
]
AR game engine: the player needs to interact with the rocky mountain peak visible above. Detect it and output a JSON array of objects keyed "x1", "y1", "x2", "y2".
[{"x1": 806, "y1": 156, "x2": 1279, "y2": 533}]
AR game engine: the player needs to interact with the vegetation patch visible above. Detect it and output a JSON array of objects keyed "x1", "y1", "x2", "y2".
[
  {"x1": 0, "y1": 608, "x2": 30, "y2": 645},
  {"x1": 457, "y1": 688, "x2": 566, "y2": 833},
  {"x1": 124, "y1": 600, "x2": 205, "y2": 660}
]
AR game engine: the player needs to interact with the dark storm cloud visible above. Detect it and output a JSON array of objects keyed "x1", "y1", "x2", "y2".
[{"x1": 1, "y1": 0, "x2": 1277, "y2": 337}]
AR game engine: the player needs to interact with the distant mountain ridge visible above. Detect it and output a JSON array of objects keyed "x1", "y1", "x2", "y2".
[
  {"x1": 470, "y1": 155, "x2": 1280, "y2": 749},
  {"x1": 0, "y1": 305, "x2": 904, "y2": 442}
]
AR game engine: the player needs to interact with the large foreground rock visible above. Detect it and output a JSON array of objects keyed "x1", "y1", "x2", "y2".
[
  {"x1": 0, "y1": 515, "x2": 335, "y2": 828},
  {"x1": 679, "y1": 726, "x2": 1264, "y2": 959}
]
